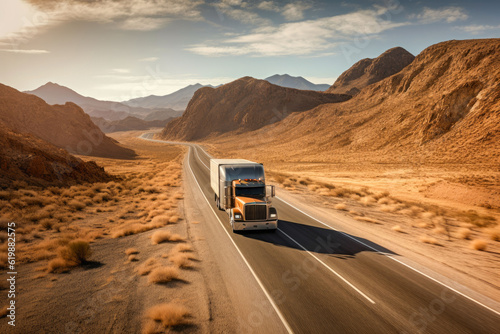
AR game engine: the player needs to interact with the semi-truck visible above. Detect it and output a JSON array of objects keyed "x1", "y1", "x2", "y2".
[{"x1": 210, "y1": 159, "x2": 278, "y2": 232}]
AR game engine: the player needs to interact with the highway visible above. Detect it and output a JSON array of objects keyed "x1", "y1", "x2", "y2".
[{"x1": 141, "y1": 133, "x2": 500, "y2": 334}]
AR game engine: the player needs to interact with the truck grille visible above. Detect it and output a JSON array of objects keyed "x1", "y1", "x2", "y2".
[{"x1": 244, "y1": 204, "x2": 267, "y2": 221}]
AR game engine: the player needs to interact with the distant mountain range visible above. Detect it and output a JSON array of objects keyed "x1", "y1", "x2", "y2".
[
  {"x1": 122, "y1": 83, "x2": 215, "y2": 111},
  {"x1": 91, "y1": 116, "x2": 172, "y2": 133},
  {"x1": 25, "y1": 83, "x2": 182, "y2": 121},
  {"x1": 264, "y1": 74, "x2": 330, "y2": 91}
]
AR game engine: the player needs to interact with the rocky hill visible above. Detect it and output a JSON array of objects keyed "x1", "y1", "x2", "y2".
[
  {"x1": 0, "y1": 123, "x2": 113, "y2": 187},
  {"x1": 160, "y1": 77, "x2": 351, "y2": 141},
  {"x1": 0, "y1": 84, "x2": 135, "y2": 159},
  {"x1": 265, "y1": 74, "x2": 329, "y2": 91},
  {"x1": 209, "y1": 39, "x2": 500, "y2": 164},
  {"x1": 91, "y1": 116, "x2": 172, "y2": 133},
  {"x1": 326, "y1": 47, "x2": 415, "y2": 95}
]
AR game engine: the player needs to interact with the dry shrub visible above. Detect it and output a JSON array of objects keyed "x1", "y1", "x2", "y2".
[
  {"x1": 144, "y1": 303, "x2": 189, "y2": 328},
  {"x1": 40, "y1": 218, "x2": 56, "y2": 230},
  {"x1": 151, "y1": 215, "x2": 170, "y2": 226},
  {"x1": 47, "y1": 258, "x2": 70, "y2": 273},
  {"x1": 0, "y1": 191, "x2": 12, "y2": 200},
  {"x1": 470, "y1": 239, "x2": 487, "y2": 251},
  {"x1": 168, "y1": 215, "x2": 179, "y2": 224},
  {"x1": 125, "y1": 248, "x2": 139, "y2": 255},
  {"x1": 419, "y1": 236, "x2": 440, "y2": 246},
  {"x1": 456, "y1": 228, "x2": 471, "y2": 240},
  {"x1": 169, "y1": 253, "x2": 194, "y2": 269},
  {"x1": 360, "y1": 196, "x2": 376, "y2": 206},
  {"x1": 379, "y1": 205, "x2": 398, "y2": 213},
  {"x1": 432, "y1": 226, "x2": 446, "y2": 234},
  {"x1": 354, "y1": 216, "x2": 381, "y2": 224},
  {"x1": 377, "y1": 197, "x2": 392, "y2": 205},
  {"x1": 486, "y1": 228, "x2": 500, "y2": 241},
  {"x1": 148, "y1": 266, "x2": 180, "y2": 284},
  {"x1": 334, "y1": 203, "x2": 347, "y2": 211},
  {"x1": 68, "y1": 200, "x2": 86, "y2": 211},
  {"x1": 391, "y1": 225, "x2": 403, "y2": 233},
  {"x1": 128, "y1": 255, "x2": 138, "y2": 262},
  {"x1": 136, "y1": 258, "x2": 159, "y2": 276},
  {"x1": 172, "y1": 244, "x2": 193, "y2": 253},
  {"x1": 151, "y1": 230, "x2": 184, "y2": 245},
  {"x1": 398, "y1": 208, "x2": 414, "y2": 216},
  {"x1": 58, "y1": 239, "x2": 92, "y2": 265},
  {"x1": 416, "y1": 222, "x2": 428, "y2": 228},
  {"x1": 0, "y1": 305, "x2": 8, "y2": 318}
]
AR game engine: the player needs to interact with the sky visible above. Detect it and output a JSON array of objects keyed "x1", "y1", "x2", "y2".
[{"x1": 0, "y1": 0, "x2": 499, "y2": 101}]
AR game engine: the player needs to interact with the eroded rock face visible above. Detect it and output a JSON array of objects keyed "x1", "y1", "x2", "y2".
[
  {"x1": 160, "y1": 77, "x2": 351, "y2": 141},
  {"x1": 327, "y1": 47, "x2": 415, "y2": 95}
]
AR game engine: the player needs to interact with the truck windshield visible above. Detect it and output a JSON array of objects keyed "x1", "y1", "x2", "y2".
[{"x1": 235, "y1": 186, "x2": 265, "y2": 198}]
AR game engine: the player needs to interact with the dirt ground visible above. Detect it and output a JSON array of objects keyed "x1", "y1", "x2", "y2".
[
  {"x1": 204, "y1": 143, "x2": 500, "y2": 303},
  {"x1": 0, "y1": 130, "x2": 212, "y2": 333}
]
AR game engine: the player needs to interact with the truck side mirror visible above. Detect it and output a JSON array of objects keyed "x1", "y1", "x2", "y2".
[
  {"x1": 266, "y1": 185, "x2": 275, "y2": 197},
  {"x1": 224, "y1": 186, "x2": 233, "y2": 209}
]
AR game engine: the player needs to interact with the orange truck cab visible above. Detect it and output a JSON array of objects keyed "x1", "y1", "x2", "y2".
[{"x1": 210, "y1": 159, "x2": 277, "y2": 232}]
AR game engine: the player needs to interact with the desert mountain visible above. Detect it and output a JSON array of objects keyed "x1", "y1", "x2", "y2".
[
  {"x1": 265, "y1": 74, "x2": 330, "y2": 91},
  {"x1": 0, "y1": 123, "x2": 112, "y2": 187},
  {"x1": 210, "y1": 39, "x2": 500, "y2": 164},
  {"x1": 25, "y1": 82, "x2": 174, "y2": 120},
  {"x1": 0, "y1": 84, "x2": 135, "y2": 159},
  {"x1": 326, "y1": 47, "x2": 415, "y2": 95},
  {"x1": 143, "y1": 108, "x2": 182, "y2": 121},
  {"x1": 92, "y1": 116, "x2": 172, "y2": 133},
  {"x1": 160, "y1": 77, "x2": 351, "y2": 141},
  {"x1": 123, "y1": 84, "x2": 214, "y2": 111}
]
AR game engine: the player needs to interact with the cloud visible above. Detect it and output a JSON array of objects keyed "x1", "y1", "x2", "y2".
[
  {"x1": 139, "y1": 56, "x2": 159, "y2": 62},
  {"x1": 215, "y1": 0, "x2": 270, "y2": 25},
  {"x1": 455, "y1": 24, "x2": 500, "y2": 34},
  {"x1": 187, "y1": 7, "x2": 408, "y2": 57},
  {"x1": 412, "y1": 6, "x2": 468, "y2": 24},
  {"x1": 112, "y1": 68, "x2": 130, "y2": 74},
  {"x1": 256, "y1": 1, "x2": 312, "y2": 21},
  {"x1": 0, "y1": 48, "x2": 49, "y2": 54},
  {"x1": 281, "y1": 2, "x2": 312, "y2": 21}
]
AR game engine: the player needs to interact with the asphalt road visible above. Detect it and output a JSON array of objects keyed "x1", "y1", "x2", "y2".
[{"x1": 141, "y1": 133, "x2": 500, "y2": 334}]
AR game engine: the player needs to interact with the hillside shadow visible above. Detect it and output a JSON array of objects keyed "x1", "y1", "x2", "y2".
[{"x1": 240, "y1": 219, "x2": 396, "y2": 258}]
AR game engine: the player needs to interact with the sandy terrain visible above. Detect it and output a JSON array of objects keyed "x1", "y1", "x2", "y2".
[
  {"x1": 203, "y1": 145, "x2": 500, "y2": 303},
  {"x1": 0, "y1": 131, "x2": 215, "y2": 333}
]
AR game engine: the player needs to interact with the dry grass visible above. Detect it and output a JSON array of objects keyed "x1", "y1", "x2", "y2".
[
  {"x1": 486, "y1": 227, "x2": 500, "y2": 241},
  {"x1": 470, "y1": 239, "x2": 487, "y2": 251},
  {"x1": 58, "y1": 240, "x2": 92, "y2": 265},
  {"x1": 419, "y1": 236, "x2": 441, "y2": 246},
  {"x1": 151, "y1": 230, "x2": 184, "y2": 245},
  {"x1": 391, "y1": 225, "x2": 403, "y2": 233},
  {"x1": 148, "y1": 266, "x2": 180, "y2": 284},
  {"x1": 47, "y1": 258, "x2": 70, "y2": 273},
  {"x1": 125, "y1": 248, "x2": 139, "y2": 255},
  {"x1": 432, "y1": 226, "x2": 446, "y2": 234},
  {"x1": 169, "y1": 253, "x2": 193, "y2": 269},
  {"x1": 128, "y1": 254, "x2": 139, "y2": 262},
  {"x1": 68, "y1": 199, "x2": 86, "y2": 211},
  {"x1": 144, "y1": 303, "x2": 189, "y2": 329},
  {"x1": 456, "y1": 228, "x2": 471, "y2": 240},
  {"x1": 334, "y1": 203, "x2": 347, "y2": 211},
  {"x1": 171, "y1": 244, "x2": 193, "y2": 253},
  {"x1": 136, "y1": 258, "x2": 159, "y2": 276}
]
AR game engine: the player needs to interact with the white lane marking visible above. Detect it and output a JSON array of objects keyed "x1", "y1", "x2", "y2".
[
  {"x1": 278, "y1": 228, "x2": 375, "y2": 304},
  {"x1": 275, "y1": 198, "x2": 500, "y2": 316},
  {"x1": 141, "y1": 134, "x2": 500, "y2": 316},
  {"x1": 190, "y1": 143, "x2": 375, "y2": 304},
  {"x1": 194, "y1": 147, "x2": 209, "y2": 170},
  {"x1": 186, "y1": 147, "x2": 294, "y2": 334}
]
